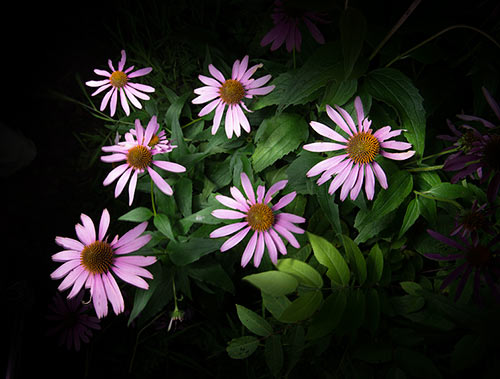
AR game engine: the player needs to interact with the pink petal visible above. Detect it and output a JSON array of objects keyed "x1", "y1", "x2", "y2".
[
  {"x1": 50, "y1": 259, "x2": 81, "y2": 280},
  {"x1": 75, "y1": 224, "x2": 93, "y2": 246},
  {"x1": 67, "y1": 268, "x2": 90, "y2": 299},
  {"x1": 365, "y1": 164, "x2": 375, "y2": 200},
  {"x1": 148, "y1": 167, "x2": 173, "y2": 195},
  {"x1": 230, "y1": 186, "x2": 250, "y2": 208},
  {"x1": 103, "y1": 163, "x2": 129, "y2": 186},
  {"x1": 303, "y1": 17, "x2": 325, "y2": 44},
  {"x1": 380, "y1": 150, "x2": 416, "y2": 160},
  {"x1": 192, "y1": 92, "x2": 220, "y2": 105},
  {"x1": 246, "y1": 74, "x2": 272, "y2": 89},
  {"x1": 256, "y1": 185, "x2": 266, "y2": 203},
  {"x1": 231, "y1": 58, "x2": 240, "y2": 80},
  {"x1": 241, "y1": 231, "x2": 258, "y2": 267},
  {"x1": 334, "y1": 105, "x2": 357, "y2": 135},
  {"x1": 58, "y1": 265, "x2": 85, "y2": 291},
  {"x1": 52, "y1": 250, "x2": 80, "y2": 262},
  {"x1": 246, "y1": 86, "x2": 275, "y2": 96},
  {"x1": 240, "y1": 172, "x2": 256, "y2": 204},
  {"x1": 114, "y1": 235, "x2": 151, "y2": 255},
  {"x1": 340, "y1": 163, "x2": 360, "y2": 201},
  {"x1": 119, "y1": 88, "x2": 130, "y2": 115},
  {"x1": 317, "y1": 156, "x2": 351, "y2": 186},
  {"x1": 114, "y1": 167, "x2": 133, "y2": 197},
  {"x1": 306, "y1": 154, "x2": 348, "y2": 178},
  {"x1": 354, "y1": 96, "x2": 365, "y2": 132},
  {"x1": 110, "y1": 89, "x2": 118, "y2": 117},
  {"x1": 80, "y1": 213, "x2": 96, "y2": 243},
  {"x1": 326, "y1": 105, "x2": 353, "y2": 136},
  {"x1": 127, "y1": 67, "x2": 152, "y2": 78},
  {"x1": 264, "y1": 180, "x2": 288, "y2": 203},
  {"x1": 113, "y1": 260, "x2": 154, "y2": 279},
  {"x1": 112, "y1": 266, "x2": 149, "y2": 289},
  {"x1": 253, "y1": 232, "x2": 266, "y2": 267},
  {"x1": 153, "y1": 160, "x2": 186, "y2": 173},
  {"x1": 215, "y1": 194, "x2": 249, "y2": 212},
  {"x1": 198, "y1": 74, "x2": 222, "y2": 87},
  {"x1": 224, "y1": 104, "x2": 234, "y2": 138},
  {"x1": 98, "y1": 209, "x2": 111, "y2": 241},
  {"x1": 208, "y1": 64, "x2": 226, "y2": 83},
  {"x1": 220, "y1": 226, "x2": 251, "y2": 252},
  {"x1": 310, "y1": 121, "x2": 348, "y2": 142},
  {"x1": 237, "y1": 55, "x2": 249, "y2": 81},
  {"x1": 91, "y1": 274, "x2": 108, "y2": 318},
  {"x1": 235, "y1": 104, "x2": 251, "y2": 133},
  {"x1": 380, "y1": 141, "x2": 413, "y2": 151},
  {"x1": 273, "y1": 224, "x2": 300, "y2": 249},
  {"x1": 211, "y1": 102, "x2": 226, "y2": 134},
  {"x1": 350, "y1": 164, "x2": 365, "y2": 200},
  {"x1": 264, "y1": 231, "x2": 278, "y2": 264},
  {"x1": 128, "y1": 170, "x2": 138, "y2": 206},
  {"x1": 198, "y1": 98, "x2": 221, "y2": 117},
  {"x1": 303, "y1": 142, "x2": 346, "y2": 152},
  {"x1": 101, "y1": 273, "x2": 124, "y2": 315},
  {"x1": 127, "y1": 82, "x2": 155, "y2": 93},
  {"x1": 328, "y1": 160, "x2": 354, "y2": 195},
  {"x1": 269, "y1": 228, "x2": 287, "y2": 256},
  {"x1": 113, "y1": 221, "x2": 148, "y2": 249},
  {"x1": 210, "y1": 221, "x2": 248, "y2": 238},
  {"x1": 276, "y1": 212, "x2": 305, "y2": 224},
  {"x1": 372, "y1": 162, "x2": 388, "y2": 189},
  {"x1": 101, "y1": 153, "x2": 127, "y2": 163},
  {"x1": 211, "y1": 209, "x2": 247, "y2": 220},
  {"x1": 272, "y1": 192, "x2": 297, "y2": 212},
  {"x1": 55, "y1": 236, "x2": 84, "y2": 251}
]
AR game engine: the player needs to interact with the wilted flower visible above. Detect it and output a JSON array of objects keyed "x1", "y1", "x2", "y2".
[{"x1": 304, "y1": 96, "x2": 415, "y2": 201}]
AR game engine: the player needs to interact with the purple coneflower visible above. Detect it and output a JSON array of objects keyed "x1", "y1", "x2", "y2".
[
  {"x1": 425, "y1": 229, "x2": 500, "y2": 303},
  {"x1": 210, "y1": 173, "x2": 305, "y2": 267},
  {"x1": 51, "y1": 209, "x2": 156, "y2": 318},
  {"x1": 260, "y1": 0, "x2": 328, "y2": 52},
  {"x1": 304, "y1": 96, "x2": 415, "y2": 201},
  {"x1": 101, "y1": 115, "x2": 186, "y2": 205},
  {"x1": 450, "y1": 200, "x2": 494, "y2": 245},
  {"x1": 85, "y1": 50, "x2": 155, "y2": 117},
  {"x1": 192, "y1": 55, "x2": 275, "y2": 139},
  {"x1": 46, "y1": 290, "x2": 101, "y2": 351}
]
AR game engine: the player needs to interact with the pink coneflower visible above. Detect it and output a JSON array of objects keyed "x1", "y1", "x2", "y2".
[
  {"x1": 46, "y1": 290, "x2": 101, "y2": 351},
  {"x1": 50, "y1": 209, "x2": 157, "y2": 318},
  {"x1": 101, "y1": 115, "x2": 186, "y2": 205},
  {"x1": 260, "y1": 0, "x2": 328, "y2": 52},
  {"x1": 85, "y1": 50, "x2": 155, "y2": 117},
  {"x1": 425, "y1": 229, "x2": 500, "y2": 303},
  {"x1": 304, "y1": 96, "x2": 415, "y2": 201},
  {"x1": 125, "y1": 117, "x2": 174, "y2": 153},
  {"x1": 210, "y1": 173, "x2": 305, "y2": 267},
  {"x1": 192, "y1": 55, "x2": 275, "y2": 139}
]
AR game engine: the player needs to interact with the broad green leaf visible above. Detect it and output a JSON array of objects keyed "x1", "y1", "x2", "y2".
[
  {"x1": 165, "y1": 91, "x2": 189, "y2": 158},
  {"x1": 236, "y1": 304, "x2": 273, "y2": 337},
  {"x1": 265, "y1": 335, "x2": 284, "y2": 377},
  {"x1": 398, "y1": 198, "x2": 420, "y2": 238},
  {"x1": 391, "y1": 295, "x2": 425, "y2": 315},
  {"x1": 335, "y1": 288, "x2": 366, "y2": 334},
  {"x1": 262, "y1": 292, "x2": 292, "y2": 319},
  {"x1": 400, "y1": 281, "x2": 424, "y2": 296},
  {"x1": 251, "y1": 113, "x2": 308, "y2": 173},
  {"x1": 276, "y1": 258, "x2": 323, "y2": 288},
  {"x1": 279, "y1": 291, "x2": 323, "y2": 323},
  {"x1": 287, "y1": 151, "x2": 322, "y2": 195},
  {"x1": 419, "y1": 171, "x2": 441, "y2": 188},
  {"x1": 169, "y1": 238, "x2": 222, "y2": 266},
  {"x1": 341, "y1": 235, "x2": 367, "y2": 285},
  {"x1": 395, "y1": 347, "x2": 443, "y2": 379},
  {"x1": 285, "y1": 326, "x2": 305, "y2": 376},
  {"x1": 354, "y1": 209, "x2": 396, "y2": 244},
  {"x1": 188, "y1": 262, "x2": 235, "y2": 294},
  {"x1": 119, "y1": 207, "x2": 153, "y2": 222},
  {"x1": 179, "y1": 204, "x2": 219, "y2": 227},
  {"x1": 403, "y1": 309, "x2": 454, "y2": 331},
  {"x1": 417, "y1": 195, "x2": 437, "y2": 228},
  {"x1": 307, "y1": 232, "x2": 350, "y2": 286},
  {"x1": 320, "y1": 79, "x2": 358, "y2": 109},
  {"x1": 226, "y1": 336, "x2": 259, "y2": 359},
  {"x1": 154, "y1": 213, "x2": 176, "y2": 241},
  {"x1": 424, "y1": 182, "x2": 472, "y2": 200},
  {"x1": 366, "y1": 243, "x2": 384, "y2": 284},
  {"x1": 174, "y1": 177, "x2": 193, "y2": 218},
  {"x1": 340, "y1": 8, "x2": 366, "y2": 79},
  {"x1": 306, "y1": 291, "x2": 347, "y2": 340},
  {"x1": 364, "y1": 68, "x2": 426, "y2": 158},
  {"x1": 243, "y1": 271, "x2": 298, "y2": 296},
  {"x1": 314, "y1": 184, "x2": 342, "y2": 235}
]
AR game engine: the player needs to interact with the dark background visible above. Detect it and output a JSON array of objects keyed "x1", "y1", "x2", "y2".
[{"x1": 3, "y1": 1, "x2": 500, "y2": 378}]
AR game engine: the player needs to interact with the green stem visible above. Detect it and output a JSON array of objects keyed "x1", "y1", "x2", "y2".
[
  {"x1": 150, "y1": 178, "x2": 157, "y2": 216},
  {"x1": 172, "y1": 277, "x2": 178, "y2": 310},
  {"x1": 181, "y1": 117, "x2": 203, "y2": 129},
  {"x1": 406, "y1": 164, "x2": 444, "y2": 172},
  {"x1": 420, "y1": 147, "x2": 459, "y2": 162},
  {"x1": 385, "y1": 24, "x2": 500, "y2": 68}
]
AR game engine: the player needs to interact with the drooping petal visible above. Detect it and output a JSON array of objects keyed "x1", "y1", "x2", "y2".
[
  {"x1": 263, "y1": 232, "x2": 278, "y2": 264},
  {"x1": 210, "y1": 222, "x2": 248, "y2": 238},
  {"x1": 427, "y1": 229, "x2": 467, "y2": 251},
  {"x1": 103, "y1": 163, "x2": 130, "y2": 186},
  {"x1": 102, "y1": 273, "x2": 124, "y2": 315},
  {"x1": 241, "y1": 231, "x2": 258, "y2": 267},
  {"x1": 272, "y1": 191, "x2": 296, "y2": 211},
  {"x1": 371, "y1": 162, "x2": 388, "y2": 189},
  {"x1": 220, "y1": 226, "x2": 251, "y2": 252},
  {"x1": 364, "y1": 163, "x2": 375, "y2": 200},
  {"x1": 114, "y1": 167, "x2": 133, "y2": 197},
  {"x1": 55, "y1": 237, "x2": 84, "y2": 251},
  {"x1": 253, "y1": 232, "x2": 266, "y2": 267},
  {"x1": 91, "y1": 274, "x2": 108, "y2": 319},
  {"x1": 208, "y1": 64, "x2": 226, "y2": 83},
  {"x1": 380, "y1": 150, "x2": 416, "y2": 161},
  {"x1": 147, "y1": 167, "x2": 173, "y2": 196},
  {"x1": 153, "y1": 160, "x2": 186, "y2": 173},
  {"x1": 215, "y1": 195, "x2": 249, "y2": 212}
]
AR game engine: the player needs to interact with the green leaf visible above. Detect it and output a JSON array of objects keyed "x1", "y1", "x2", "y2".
[
  {"x1": 179, "y1": 204, "x2": 219, "y2": 227},
  {"x1": 168, "y1": 238, "x2": 222, "y2": 266},
  {"x1": 276, "y1": 258, "x2": 324, "y2": 288},
  {"x1": 417, "y1": 195, "x2": 437, "y2": 227},
  {"x1": 364, "y1": 68, "x2": 426, "y2": 158},
  {"x1": 174, "y1": 177, "x2": 193, "y2": 218},
  {"x1": 165, "y1": 91, "x2": 190, "y2": 158},
  {"x1": 236, "y1": 304, "x2": 273, "y2": 337},
  {"x1": 314, "y1": 184, "x2": 342, "y2": 235},
  {"x1": 335, "y1": 288, "x2": 366, "y2": 334},
  {"x1": 188, "y1": 261, "x2": 235, "y2": 294},
  {"x1": 353, "y1": 342, "x2": 392, "y2": 364},
  {"x1": 279, "y1": 291, "x2": 323, "y2": 323},
  {"x1": 400, "y1": 281, "x2": 424, "y2": 296},
  {"x1": 341, "y1": 235, "x2": 367, "y2": 286},
  {"x1": 398, "y1": 198, "x2": 420, "y2": 238},
  {"x1": 243, "y1": 271, "x2": 298, "y2": 296},
  {"x1": 251, "y1": 113, "x2": 308, "y2": 172},
  {"x1": 262, "y1": 292, "x2": 292, "y2": 319},
  {"x1": 119, "y1": 207, "x2": 153, "y2": 222},
  {"x1": 320, "y1": 79, "x2": 358, "y2": 109},
  {"x1": 265, "y1": 335, "x2": 284, "y2": 377},
  {"x1": 308, "y1": 232, "x2": 350, "y2": 286},
  {"x1": 306, "y1": 291, "x2": 347, "y2": 340},
  {"x1": 285, "y1": 326, "x2": 305, "y2": 375},
  {"x1": 286, "y1": 151, "x2": 321, "y2": 195},
  {"x1": 363, "y1": 288, "x2": 380, "y2": 335},
  {"x1": 154, "y1": 213, "x2": 176, "y2": 241},
  {"x1": 424, "y1": 182, "x2": 472, "y2": 200},
  {"x1": 391, "y1": 295, "x2": 425, "y2": 315},
  {"x1": 366, "y1": 243, "x2": 384, "y2": 284},
  {"x1": 340, "y1": 8, "x2": 366, "y2": 79},
  {"x1": 226, "y1": 336, "x2": 259, "y2": 359},
  {"x1": 395, "y1": 347, "x2": 442, "y2": 379}
]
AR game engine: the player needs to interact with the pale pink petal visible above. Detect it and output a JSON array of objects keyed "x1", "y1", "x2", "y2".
[
  {"x1": 310, "y1": 121, "x2": 348, "y2": 142},
  {"x1": 220, "y1": 226, "x2": 251, "y2": 252},
  {"x1": 55, "y1": 236, "x2": 84, "y2": 251},
  {"x1": 317, "y1": 157, "x2": 351, "y2": 186},
  {"x1": 379, "y1": 129, "x2": 403, "y2": 142},
  {"x1": 215, "y1": 194, "x2": 249, "y2": 212},
  {"x1": 147, "y1": 167, "x2": 173, "y2": 196},
  {"x1": 334, "y1": 105, "x2": 357, "y2": 135},
  {"x1": 192, "y1": 92, "x2": 220, "y2": 105},
  {"x1": 241, "y1": 231, "x2": 258, "y2": 267},
  {"x1": 264, "y1": 180, "x2": 288, "y2": 203},
  {"x1": 91, "y1": 83, "x2": 112, "y2": 97},
  {"x1": 101, "y1": 153, "x2": 127, "y2": 163},
  {"x1": 210, "y1": 222, "x2": 248, "y2": 238},
  {"x1": 198, "y1": 74, "x2": 222, "y2": 87},
  {"x1": 113, "y1": 222, "x2": 148, "y2": 249},
  {"x1": 103, "y1": 163, "x2": 129, "y2": 186},
  {"x1": 328, "y1": 160, "x2": 354, "y2": 195},
  {"x1": 102, "y1": 273, "x2": 124, "y2": 315},
  {"x1": 240, "y1": 64, "x2": 263, "y2": 83},
  {"x1": 114, "y1": 235, "x2": 151, "y2": 255},
  {"x1": 246, "y1": 74, "x2": 272, "y2": 89},
  {"x1": 153, "y1": 160, "x2": 186, "y2": 173},
  {"x1": 303, "y1": 142, "x2": 346, "y2": 152},
  {"x1": 272, "y1": 192, "x2": 296, "y2": 211},
  {"x1": 365, "y1": 164, "x2": 375, "y2": 200},
  {"x1": 208, "y1": 64, "x2": 226, "y2": 83},
  {"x1": 326, "y1": 105, "x2": 353, "y2": 136},
  {"x1": 269, "y1": 228, "x2": 287, "y2": 256},
  {"x1": 372, "y1": 126, "x2": 392, "y2": 141},
  {"x1": 86, "y1": 79, "x2": 111, "y2": 87},
  {"x1": 224, "y1": 104, "x2": 234, "y2": 139},
  {"x1": 50, "y1": 259, "x2": 81, "y2": 280},
  {"x1": 231, "y1": 58, "x2": 240, "y2": 80},
  {"x1": 340, "y1": 163, "x2": 360, "y2": 201},
  {"x1": 237, "y1": 55, "x2": 249, "y2": 81},
  {"x1": 91, "y1": 274, "x2": 108, "y2": 318},
  {"x1": 350, "y1": 164, "x2": 365, "y2": 200},
  {"x1": 128, "y1": 170, "x2": 138, "y2": 205},
  {"x1": 52, "y1": 250, "x2": 80, "y2": 262},
  {"x1": 230, "y1": 186, "x2": 250, "y2": 208},
  {"x1": 264, "y1": 231, "x2": 278, "y2": 264},
  {"x1": 198, "y1": 98, "x2": 221, "y2": 117},
  {"x1": 231, "y1": 105, "x2": 241, "y2": 137},
  {"x1": 126, "y1": 82, "x2": 155, "y2": 93},
  {"x1": 114, "y1": 167, "x2": 133, "y2": 197},
  {"x1": 93, "y1": 69, "x2": 111, "y2": 77},
  {"x1": 112, "y1": 260, "x2": 154, "y2": 279},
  {"x1": 380, "y1": 150, "x2": 416, "y2": 160},
  {"x1": 99, "y1": 88, "x2": 114, "y2": 112},
  {"x1": 273, "y1": 224, "x2": 300, "y2": 248},
  {"x1": 117, "y1": 50, "x2": 127, "y2": 71},
  {"x1": 246, "y1": 86, "x2": 275, "y2": 96},
  {"x1": 211, "y1": 102, "x2": 225, "y2": 134},
  {"x1": 235, "y1": 104, "x2": 251, "y2": 133},
  {"x1": 110, "y1": 89, "x2": 118, "y2": 117},
  {"x1": 124, "y1": 89, "x2": 143, "y2": 107},
  {"x1": 240, "y1": 172, "x2": 256, "y2": 204},
  {"x1": 275, "y1": 219, "x2": 304, "y2": 234},
  {"x1": 67, "y1": 269, "x2": 90, "y2": 299},
  {"x1": 253, "y1": 232, "x2": 266, "y2": 267},
  {"x1": 127, "y1": 67, "x2": 152, "y2": 78},
  {"x1": 98, "y1": 209, "x2": 111, "y2": 241},
  {"x1": 306, "y1": 154, "x2": 348, "y2": 178},
  {"x1": 58, "y1": 265, "x2": 86, "y2": 292},
  {"x1": 112, "y1": 266, "x2": 149, "y2": 289},
  {"x1": 75, "y1": 224, "x2": 93, "y2": 247},
  {"x1": 276, "y1": 212, "x2": 305, "y2": 224},
  {"x1": 372, "y1": 162, "x2": 388, "y2": 189},
  {"x1": 211, "y1": 209, "x2": 247, "y2": 219},
  {"x1": 380, "y1": 141, "x2": 412, "y2": 151},
  {"x1": 119, "y1": 89, "x2": 130, "y2": 115},
  {"x1": 114, "y1": 255, "x2": 156, "y2": 267},
  {"x1": 256, "y1": 185, "x2": 266, "y2": 203}
]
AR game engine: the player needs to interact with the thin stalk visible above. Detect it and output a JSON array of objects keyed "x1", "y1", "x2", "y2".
[
  {"x1": 385, "y1": 24, "x2": 500, "y2": 68},
  {"x1": 181, "y1": 117, "x2": 203, "y2": 129},
  {"x1": 420, "y1": 147, "x2": 459, "y2": 162},
  {"x1": 150, "y1": 178, "x2": 157, "y2": 216},
  {"x1": 406, "y1": 164, "x2": 444, "y2": 172}
]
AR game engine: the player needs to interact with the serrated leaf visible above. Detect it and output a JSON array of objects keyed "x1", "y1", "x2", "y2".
[
  {"x1": 251, "y1": 113, "x2": 308, "y2": 172},
  {"x1": 243, "y1": 271, "x2": 298, "y2": 296},
  {"x1": 165, "y1": 91, "x2": 189, "y2": 158},
  {"x1": 265, "y1": 335, "x2": 283, "y2": 377},
  {"x1": 320, "y1": 79, "x2": 358, "y2": 109},
  {"x1": 276, "y1": 258, "x2": 323, "y2": 288},
  {"x1": 236, "y1": 304, "x2": 273, "y2": 337},
  {"x1": 364, "y1": 68, "x2": 426, "y2": 158},
  {"x1": 226, "y1": 336, "x2": 259, "y2": 359},
  {"x1": 119, "y1": 207, "x2": 153, "y2": 222},
  {"x1": 306, "y1": 291, "x2": 347, "y2": 340},
  {"x1": 342, "y1": 235, "x2": 367, "y2": 286},
  {"x1": 308, "y1": 232, "x2": 350, "y2": 286},
  {"x1": 279, "y1": 291, "x2": 323, "y2": 323},
  {"x1": 399, "y1": 198, "x2": 420, "y2": 238}
]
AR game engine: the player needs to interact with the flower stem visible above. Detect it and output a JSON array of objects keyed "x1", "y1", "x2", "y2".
[
  {"x1": 406, "y1": 165, "x2": 444, "y2": 172},
  {"x1": 420, "y1": 147, "x2": 459, "y2": 162},
  {"x1": 385, "y1": 24, "x2": 500, "y2": 68},
  {"x1": 181, "y1": 117, "x2": 202, "y2": 129},
  {"x1": 150, "y1": 178, "x2": 157, "y2": 216}
]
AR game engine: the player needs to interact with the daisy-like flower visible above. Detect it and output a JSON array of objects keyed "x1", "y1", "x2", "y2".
[
  {"x1": 450, "y1": 200, "x2": 495, "y2": 245},
  {"x1": 85, "y1": 50, "x2": 155, "y2": 117},
  {"x1": 101, "y1": 115, "x2": 186, "y2": 205},
  {"x1": 210, "y1": 173, "x2": 305, "y2": 267},
  {"x1": 50, "y1": 209, "x2": 157, "y2": 318},
  {"x1": 192, "y1": 55, "x2": 275, "y2": 139},
  {"x1": 260, "y1": 0, "x2": 328, "y2": 52},
  {"x1": 304, "y1": 96, "x2": 415, "y2": 201},
  {"x1": 125, "y1": 117, "x2": 174, "y2": 153},
  {"x1": 46, "y1": 290, "x2": 101, "y2": 351},
  {"x1": 425, "y1": 229, "x2": 500, "y2": 303}
]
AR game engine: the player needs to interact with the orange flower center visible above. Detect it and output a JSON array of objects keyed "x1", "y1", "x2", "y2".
[
  {"x1": 219, "y1": 79, "x2": 245, "y2": 104},
  {"x1": 246, "y1": 203, "x2": 275, "y2": 231},
  {"x1": 110, "y1": 71, "x2": 128, "y2": 88},
  {"x1": 346, "y1": 132, "x2": 380, "y2": 164},
  {"x1": 127, "y1": 145, "x2": 152, "y2": 170},
  {"x1": 81, "y1": 241, "x2": 114, "y2": 274},
  {"x1": 148, "y1": 134, "x2": 160, "y2": 148}
]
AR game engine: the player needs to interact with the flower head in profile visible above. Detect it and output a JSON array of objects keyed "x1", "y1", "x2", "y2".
[
  {"x1": 450, "y1": 200, "x2": 495, "y2": 245},
  {"x1": 50, "y1": 209, "x2": 156, "y2": 318},
  {"x1": 85, "y1": 50, "x2": 155, "y2": 117},
  {"x1": 210, "y1": 173, "x2": 305, "y2": 267},
  {"x1": 192, "y1": 55, "x2": 275, "y2": 139},
  {"x1": 101, "y1": 115, "x2": 186, "y2": 205},
  {"x1": 304, "y1": 96, "x2": 415, "y2": 201},
  {"x1": 46, "y1": 290, "x2": 101, "y2": 351},
  {"x1": 260, "y1": 0, "x2": 328, "y2": 52},
  {"x1": 425, "y1": 229, "x2": 500, "y2": 303}
]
